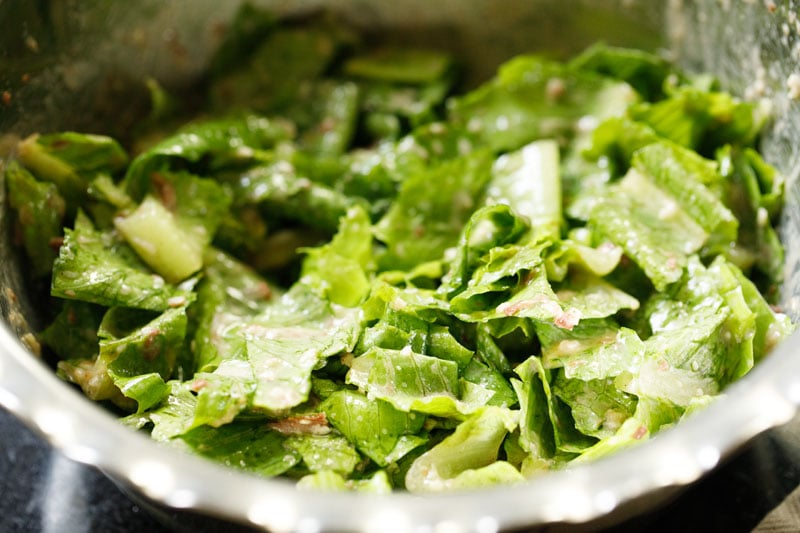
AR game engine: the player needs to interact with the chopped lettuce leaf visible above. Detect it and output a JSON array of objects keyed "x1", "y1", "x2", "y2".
[
  {"x1": 110, "y1": 372, "x2": 168, "y2": 413},
  {"x1": 17, "y1": 131, "x2": 128, "y2": 206},
  {"x1": 554, "y1": 273, "x2": 640, "y2": 319},
  {"x1": 297, "y1": 81, "x2": 360, "y2": 156},
  {"x1": 448, "y1": 56, "x2": 636, "y2": 153},
  {"x1": 589, "y1": 168, "x2": 708, "y2": 290},
  {"x1": 209, "y1": 22, "x2": 352, "y2": 113},
  {"x1": 538, "y1": 319, "x2": 645, "y2": 380},
  {"x1": 553, "y1": 372, "x2": 637, "y2": 439},
  {"x1": 5, "y1": 161, "x2": 66, "y2": 277},
  {"x1": 322, "y1": 390, "x2": 427, "y2": 467},
  {"x1": 544, "y1": 237, "x2": 623, "y2": 282},
  {"x1": 632, "y1": 142, "x2": 737, "y2": 246},
  {"x1": 233, "y1": 160, "x2": 363, "y2": 233},
  {"x1": 124, "y1": 115, "x2": 295, "y2": 199},
  {"x1": 192, "y1": 248, "x2": 275, "y2": 372},
  {"x1": 344, "y1": 48, "x2": 453, "y2": 85},
  {"x1": 568, "y1": 42, "x2": 677, "y2": 101},
  {"x1": 461, "y1": 359, "x2": 517, "y2": 408},
  {"x1": 347, "y1": 347, "x2": 478, "y2": 418},
  {"x1": 487, "y1": 139, "x2": 561, "y2": 240},
  {"x1": 439, "y1": 204, "x2": 530, "y2": 300},
  {"x1": 114, "y1": 196, "x2": 204, "y2": 284},
  {"x1": 300, "y1": 205, "x2": 374, "y2": 306},
  {"x1": 41, "y1": 300, "x2": 104, "y2": 361},
  {"x1": 52, "y1": 211, "x2": 195, "y2": 311},
  {"x1": 178, "y1": 421, "x2": 299, "y2": 478},
  {"x1": 717, "y1": 145, "x2": 786, "y2": 285},
  {"x1": 238, "y1": 284, "x2": 361, "y2": 414},
  {"x1": 375, "y1": 149, "x2": 493, "y2": 270},
  {"x1": 404, "y1": 406, "x2": 519, "y2": 492},
  {"x1": 285, "y1": 433, "x2": 360, "y2": 475},
  {"x1": 627, "y1": 86, "x2": 768, "y2": 154}
]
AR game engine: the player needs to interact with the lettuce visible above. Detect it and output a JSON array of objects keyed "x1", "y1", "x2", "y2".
[{"x1": 27, "y1": 15, "x2": 792, "y2": 493}]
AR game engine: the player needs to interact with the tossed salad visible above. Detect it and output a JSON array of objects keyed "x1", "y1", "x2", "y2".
[{"x1": 4, "y1": 7, "x2": 793, "y2": 492}]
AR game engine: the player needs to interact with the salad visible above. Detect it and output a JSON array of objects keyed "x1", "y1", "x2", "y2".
[{"x1": 4, "y1": 6, "x2": 793, "y2": 493}]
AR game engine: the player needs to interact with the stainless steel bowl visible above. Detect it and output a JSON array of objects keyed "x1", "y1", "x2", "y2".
[{"x1": 3, "y1": 1, "x2": 800, "y2": 531}]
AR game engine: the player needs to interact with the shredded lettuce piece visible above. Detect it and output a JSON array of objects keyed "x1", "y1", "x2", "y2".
[
  {"x1": 589, "y1": 168, "x2": 708, "y2": 290},
  {"x1": 52, "y1": 211, "x2": 196, "y2": 311},
  {"x1": 4, "y1": 161, "x2": 65, "y2": 277},
  {"x1": 322, "y1": 390, "x2": 427, "y2": 467},
  {"x1": 239, "y1": 284, "x2": 362, "y2": 414},
  {"x1": 347, "y1": 347, "x2": 485, "y2": 418},
  {"x1": 17, "y1": 131, "x2": 128, "y2": 206},
  {"x1": 404, "y1": 406, "x2": 521, "y2": 492},
  {"x1": 448, "y1": 55, "x2": 636, "y2": 153},
  {"x1": 375, "y1": 149, "x2": 494, "y2": 270},
  {"x1": 487, "y1": 139, "x2": 561, "y2": 240}
]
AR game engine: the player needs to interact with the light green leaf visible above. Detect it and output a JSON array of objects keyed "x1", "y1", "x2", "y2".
[
  {"x1": 322, "y1": 390, "x2": 427, "y2": 467},
  {"x1": 52, "y1": 211, "x2": 195, "y2": 311},
  {"x1": 285, "y1": 434, "x2": 360, "y2": 475},
  {"x1": 404, "y1": 406, "x2": 519, "y2": 492}
]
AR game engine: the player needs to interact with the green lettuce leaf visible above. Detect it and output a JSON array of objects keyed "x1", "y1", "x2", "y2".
[
  {"x1": 568, "y1": 42, "x2": 678, "y2": 101},
  {"x1": 296, "y1": 81, "x2": 360, "y2": 156},
  {"x1": 345, "y1": 48, "x2": 453, "y2": 85},
  {"x1": 237, "y1": 284, "x2": 362, "y2": 414},
  {"x1": 461, "y1": 359, "x2": 517, "y2": 408},
  {"x1": 552, "y1": 372, "x2": 637, "y2": 439},
  {"x1": 17, "y1": 131, "x2": 128, "y2": 206},
  {"x1": 404, "y1": 406, "x2": 520, "y2": 492},
  {"x1": 513, "y1": 356, "x2": 594, "y2": 462},
  {"x1": 544, "y1": 236, "x2": 623, "y2": 282},
  {"x1": 300, "y1": 205, "x2": 374, "y2": 306},
  {"x1": 192, "y1": 248, "x2": 275, "y2": 372},
  {"x1": 573, "y1": 396, "x2": 683, "y2": 463},
  {"x1": 57, "y1": 304, "x2": 189, "y2": 412},
  {"x1": 618, "y1": 257, "x2": 779, "y2": 405},
  {"x1": 448, "y1": 242, "x2": 547, "y2": 315},
  {"x1": 124, "y1": 115, "x2": 295, "y2": 199},
  {"x1": 588, "y1": 168, "x2": 708, "y2": 290},
  {"x1": 322, "y1": 390, "x2": 427, "y2": 467},
  {"x1": 100, "y1": 306, "x2": 188, "y2": 408},
  {"x1": 375, "y1": 149, "x2": 493, "y2": 270},
  {"x1": 448, "y1": 55, "x2": 636, "y2": 153},
  {"x1": 347, "y1": 347, "x2": 486, "y2": 418},
  {"x1": 52, "y1": 211, "x2": 196, "y2": 311},
  {"x1": 631, "y1": 142, "x2": 737, "y2": 246},
  {"x1": 5, "y1": 161, "x2": 66, "y2": 277},
  {"x1": 627, "y1": 86, "x2": 768, "y2": 154},
  {"x1": 717, "y1": 145, "x2": 786, "y2": 285},
  {"x1": 114, "y1": 196, "x2": 205, "y2": 284},
  {"x1": 178, "y1": 421, "x2": 299, "y2": 478},
  {"x1": 233, "y1": 160, "x2": 363, "y2": 233},
  {"x1": 439, "y1": 204, "x2": 530, "y2": 300},
  {"x1": 486, "y1": 139, "x2": 561, "y2": 240},
  {"x1": 581, "y1": 117, "x2": 660, "y2": 176},
  {"x1": 208, "y1": 21, "x2": 353, "y2": 113},
  {"x1": 109, "y1": 372, "x2": 169, "y2": 413},
  {"x1": 285, "y1": 434, "x2": 360, "y2": 475},
  {"x1": 554, "y1": 273, "x2": 640, "y2": 319},
  {"x1": 40, "y1": 300, "x2": 104, "y2": 361},
  {"x1": 296, "y1": 470, "x2": 394, "y2": 493},
  {"x1": 537, "y1": 319, "x2": 645, "y2": 380}
]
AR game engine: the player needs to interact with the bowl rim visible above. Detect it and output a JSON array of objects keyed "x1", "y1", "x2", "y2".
[{"x1": 1, "y1": 311, "x2": 799, "y2": 532}]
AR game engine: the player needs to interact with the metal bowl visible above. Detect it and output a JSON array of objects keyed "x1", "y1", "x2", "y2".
[{"x1": 2, "y1": 1, "x2": 800, "y2": 531}]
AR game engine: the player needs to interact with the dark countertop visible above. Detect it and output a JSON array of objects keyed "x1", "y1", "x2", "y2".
[{"x1": 2, "y1": 405, "x2": 800, "y2": 533}]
